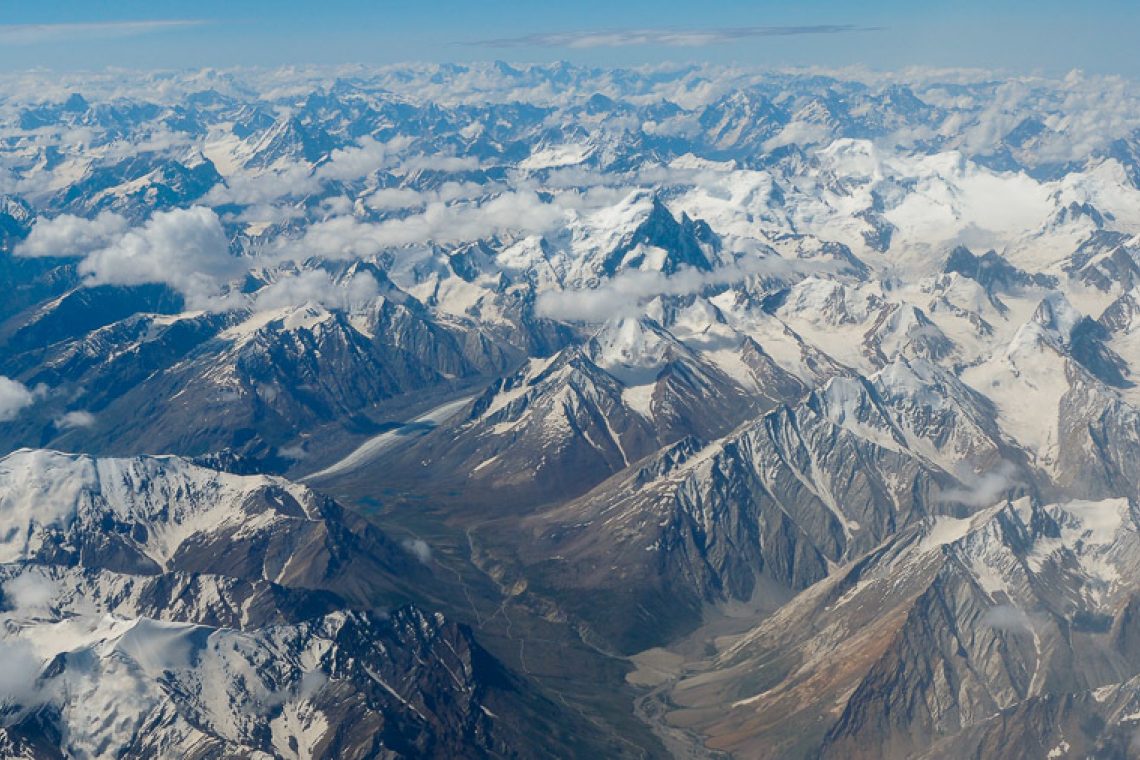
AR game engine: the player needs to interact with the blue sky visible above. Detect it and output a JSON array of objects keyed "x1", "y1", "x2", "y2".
[{"x1": 0, "y1": 1, "x2": 1137, "y2": 76}]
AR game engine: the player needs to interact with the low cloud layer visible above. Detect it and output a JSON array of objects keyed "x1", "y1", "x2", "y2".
[
  {"x1": 0, "y1": 639, "x2": 46, "y2": 710},
  {"x1": 277, "y1": 192, "x2": 564, "y2": 261},
  {"x1": 3, "y1": 572, "x2": 58, "y2": 612},
  {"x1": 17, "y1": 212, "x2": 129, "y2": 259},
  {"x1": 79, "y1": 207, "x2": 243, "y2": 306}
]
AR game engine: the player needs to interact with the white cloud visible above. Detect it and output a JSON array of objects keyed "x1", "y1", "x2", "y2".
[
  {"x1": 315, "y1": 136, "x2": 411, "y2": 182},
  {"x1": 979, "y1": 604, "x2": 1034, "y2": 632},
  {"x1": 0, "y1": 20, "x2": 205, "y2": 46},
  {"x1": 938, "y1": 462, "x2": 1021, "y2": 508},
  {"x1": 536, "y1": 257, "x2": 837, "y2": 322},
  {"x1": 0, "y1": 377, "x2": 37, "y2": 421},
  {"x1": 3, "y1": 573, "x2": 57, "y2": 612},
  {"x1": 205, "y1": 163, "x2": 319, "y2": 206},
  {"x1": 78, "y1": 207, "x2": 245, "y2": 308},
  {"x1": 15, "y1": 211, "x2": 129, "y2": 259},
  {"x1": 365, "y1": 187, "x2": 426, "y2": 211},
  {"x1": 319, "y1": 196, "x2": 354, "y2": 216},
  {"x1": 18, "y1": 208, "x2": 248, "y2": 309},
  {"x1": 234, "y1": 202, "x2": 306, "y2": 227},
  {"x1": 400, "y1": 154, "x2": 483, "y2": 172},
  {"x1": 276, "y1": 216, "x2": 388, "y2": 261},
  {"x1": 0, "y1": 639, "x2": 46, "y2": 709},
  {"x1": 277, "y1": 443, "x2": 308, "y2": 461},
  {"x1": 279, "y1": 191, "x2": 565, "y2": 262},
  {"x1": 367, "y1": 191, "x2": 565, "y2": 246},
  {"x1": 55, "y1": 410, "x2": 96, "y2": 429},
  {"x1": 401, "y1": 539, "x2": 432, "y2": 564},
  {"x1": 364, "y1": 181, "x2": 496, "y2": 211},
  {"x1": 473, "y1": 25, "x2": 874, "y2": 49},
  {"x1": 763, "y1": 121, "x2": 834, "y2": 152},
  {"x1": 204, "y1": 140, "x2": 462, "y2": 207},
  {"x1": 253, "y1": 270, "x2": 380, "y2": 312}
]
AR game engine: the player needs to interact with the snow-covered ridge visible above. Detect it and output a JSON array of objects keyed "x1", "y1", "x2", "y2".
[
  {"x1": 8, "y1": 62, "x2": 1140, "y2": 758},
  {"x1": 0, "y1": 449, "x2": 535, "y2": 758},
  {"x1": 0, "y1": 448, "x2": 317, "y2": 566}
]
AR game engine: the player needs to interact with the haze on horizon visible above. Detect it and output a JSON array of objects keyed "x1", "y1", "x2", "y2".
[{"x1": 0, "y1": 0, "x2": 1137, "y2": 78}]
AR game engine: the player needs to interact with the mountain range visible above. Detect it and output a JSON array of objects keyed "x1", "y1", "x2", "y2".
[{"x1": 4, "y1": 62, "x2": 1140, "y2": 757}]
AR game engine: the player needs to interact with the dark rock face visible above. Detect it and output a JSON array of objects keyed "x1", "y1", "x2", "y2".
[
  {"x1": 370, "y1": 318, "x2": 778, "y2": 506},
  {"x1": 0, "y1": 607, "x2": 538, "y2": 759},
  {"x1": 482, "y1": 358, "x2": 1019, "y2": 653},
  {"x1": 0, "y1": 451, "x2": 601, "y2": 758},
  {"x1": 653, "y1": 499, "x2": 1140, "y2": 759},
  {"x1": 11, "y1": 65, "x2": 1140, "y2": 760},
  {"x1": 0, "y1": 279, "x2": 514, "y2": 467},
  {"x1": 945, "y1": 246, "x2": 1058, "y2": 294},
  {"x1": 1063, "y1": 232, "x2": 1140, "y2": 291},
  {"x1": 601, "y1": 197, "x2": 717, "y2": 276}
]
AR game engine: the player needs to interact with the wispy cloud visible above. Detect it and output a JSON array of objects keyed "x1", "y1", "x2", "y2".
[
  {"x1": 535, "y1": 256, "x2": 846, "y2": 322},
  {"x1": 471, "y1": 25, "x2": 881, "y2": 49},
  {"x1": 0, "y1": 20, "x2": 206, "y2": 46},
  {"x1": 0, "y1": 376, "x2": 39, "y2": 421},
  {"x1": 937, "y1": 462, "x2": 1022, "y2": 508}
]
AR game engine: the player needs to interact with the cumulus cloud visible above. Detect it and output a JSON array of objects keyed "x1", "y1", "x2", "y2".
[
  {"x1": 0, "y1": 377, "x2": 37, "y2": 422},
  {"x1": 277, "y1": 443, "x2": 308, "y2": 461},
  {"x1": 278, "y1": 191, "x2": 565, "y2": 261},
  {"x1": 78, "y1": 207, "x2": 246, "y2": 308},
  {"x1": 401, "y1": 539, "x2": 432, "y2": 564},
  {"x1": 938, "y1": 462, "x2": 1021, "y2": 508},
  {"x1": 234, "y1": 202, "x2": 306, "y2": 227},
  {"x1": 315, "y1": 137, "x2": 389, "y2": 181},
  {"x1": 315, "y1": 136, "x2": 412, "y2": 182},
  {"x1": 763, "y1": 121, "x2": 835, "y2": 152},
  {"x1": 0, "y1": 573, "x2": 58, "y2": 712},
  {"x1": 206, "y1": 163, "x2": 319, "y2": 206},
  {"x1": 54, "y1": 410, "x2": 96, "y2": 429},
  {"x1": 253, "y1": 270, "x2": 380, "y2": 312},
  {"x1": 275, "y1": 216, "x2": 386, "y2": 262},
  {"x1": 980, "y1": 604, "x2": 1035, "y2": 632},
  {"x1": 206, "y1": 140, "x2": 467, "y2": 208},
  {"x1": 15, "y1": 211, "x2": 129, "y2": 258},
  {"x1": 0, "y1": 639, "x2": 46, "y2": 709},
  {"x1": 400, "y1": 154, "x2": 483, "y2": 172},
  {"x1": 364, "y1": 180, "x2": 495, "y2": 211},
  {"x1": 18, "y1": 208, "x2": 245, "y2": 307},
  {"x1": 473, "y1": 25, "x2": 878, "y2": 49},
  {"x1": 367, "y1": 191, "x2": 564, "y2": 245},
  {"x1": 3, "y1": 573, "x2": 58, "y2": 612},
  {"x1": 319, "y1": 196, "x2": 354, "y2": 217},
  {"x1": 536, "y1": 256, "x2": 837, "y2": 322},
  {"x1": 365, "y1": 187, "x2": 424, "y2": 211}
]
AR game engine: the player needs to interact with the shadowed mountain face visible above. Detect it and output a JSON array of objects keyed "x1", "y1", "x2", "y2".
[
  {"x1": 658, "y1": 498, "x2": 1140, "y2": 759},
  {"x1": 0, "y1": 450, "x2": 619, "y2": 758},
  {"x1": 6, "y1": 64, "x2": 1140, "y2": 758}
]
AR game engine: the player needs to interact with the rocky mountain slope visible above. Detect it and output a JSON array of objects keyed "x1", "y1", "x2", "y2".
[
  {"x1": 0, "y1": 450, "x2": 614, "y2": 758},
  {"x1": 5, "y1": 63, "x2": 1140, "y2": 757}
]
